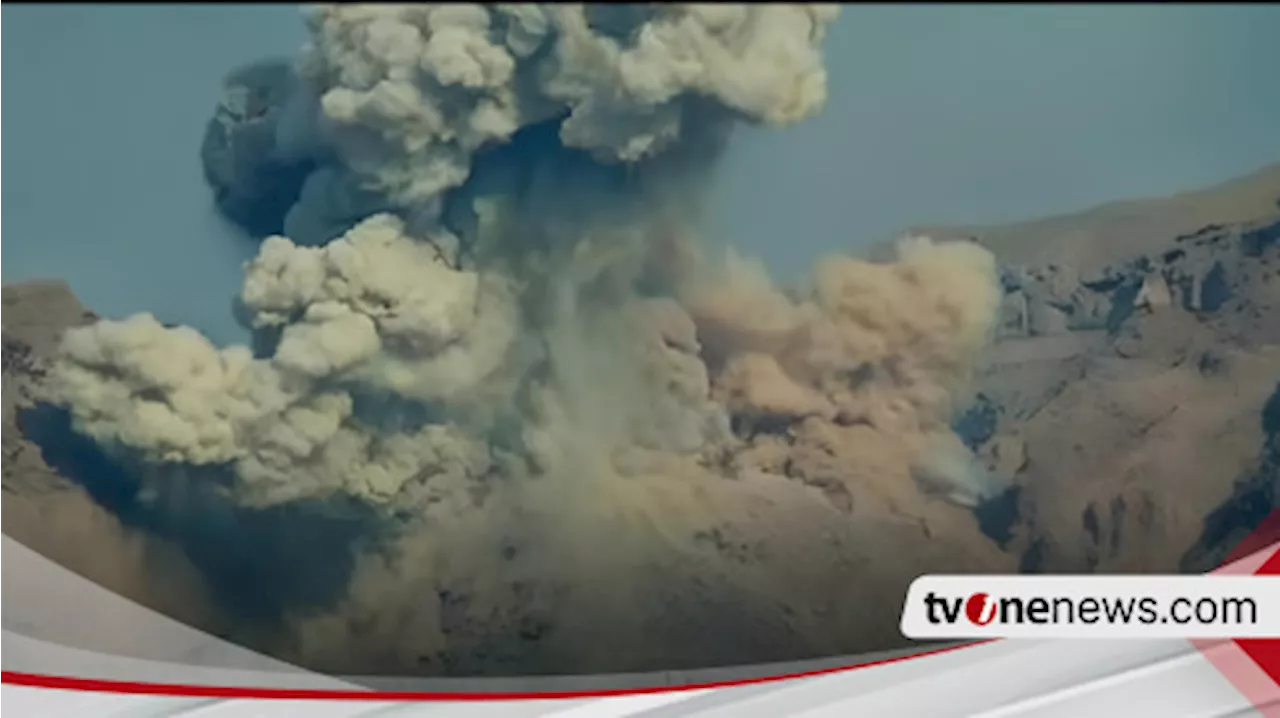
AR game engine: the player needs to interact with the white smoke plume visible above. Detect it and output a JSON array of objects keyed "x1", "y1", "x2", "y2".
[{"x1": 48, "y1": 3, "x2": 1015, "y2": 674}]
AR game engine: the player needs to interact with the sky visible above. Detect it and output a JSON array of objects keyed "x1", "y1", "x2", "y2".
[{"x1": 4, "y1": 4, "x2": 1280, "y2": 343}]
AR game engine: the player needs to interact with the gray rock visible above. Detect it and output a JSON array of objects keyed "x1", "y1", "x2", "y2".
[
  {"x1": 954, "y1": 393, "x2": 1001, "y2": 449},
  {"x1": 1066, "y1": 290, "x2": 1111, "y2": 331},
  {"x1": 1171, "y1": 269, "x2": 1201, "y2": 312},
  {"x1": 1240, "y1": 217, "x2": 1280, "y2": 257},
  {"x1": 999, "y1": 266, "x2": 1028, "y2": 292},
  {"x1": 998, "y1": 291, "x2": 1028, "y2": 337},
  {"x1": 1080, "y1": 264, "x2": 1129, "y2": 292},
  {"x1": 1104, "y1": 279, "x2": 1144, "y2": 333},
  {"x1": 1134, "y1": 274, "x2": 1173, "y2": 312},
  {"x1": 1036, "y1": 264, "x2": 1081, "y2": 307},
  {"x1": 1199, "y1": 262, "x2": 1232, "y2": 313},
  {"x1": 1028, "y1": 300, "x2": 1070, "y2": 336}
]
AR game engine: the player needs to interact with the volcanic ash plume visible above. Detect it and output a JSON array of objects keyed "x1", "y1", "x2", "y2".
[
  {"x1": 48, "y1": 3, "x2": 1013, "y2": 674},
  {"x1": 291, "y1": 4, "x2": 837, "y2": 219}
]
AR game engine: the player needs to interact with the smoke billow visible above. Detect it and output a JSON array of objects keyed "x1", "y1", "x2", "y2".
[{"x1": 50, "y1": 3, "x2": 1013, "y2": 674}]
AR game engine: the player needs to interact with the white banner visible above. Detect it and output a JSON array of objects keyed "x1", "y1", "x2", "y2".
[
  {"x1": 900, "y1": 575, "x2": 1280, "y2": 639},
  {"x1": 5, "y1": 538, "x2": 1278, "y2": 715}
]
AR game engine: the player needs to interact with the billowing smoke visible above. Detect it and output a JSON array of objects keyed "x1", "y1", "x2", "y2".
[
  {"x1": 50, "y1": 4, "x2": 1011, "y2": 675},
  {"x1": 290, "y1": 4, "x2": 835, "y2": 225}
]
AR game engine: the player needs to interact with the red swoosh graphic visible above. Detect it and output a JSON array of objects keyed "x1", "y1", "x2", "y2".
[{"x1": 1, "y1": 641, "x2": 988, "y2": 701}]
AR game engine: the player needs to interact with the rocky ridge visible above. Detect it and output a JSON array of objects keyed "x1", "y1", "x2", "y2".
[{"x1": 948, "y1": 164, "x2": 1280, "y2": 574}]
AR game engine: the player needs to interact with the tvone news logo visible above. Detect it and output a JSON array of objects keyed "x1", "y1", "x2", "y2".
[
  {"x1": 926, "y1": 592, "x2": 1007, "y2": 626},
  {"x1": 965, "y1": 592, "x2": 998, "y2": 625},
  {"x1": 923, "y1": 591, "x2": 1161, "y2": 626},
  {"x1": 921, "y1": 590, "x2": 1258, "y2": 627}
]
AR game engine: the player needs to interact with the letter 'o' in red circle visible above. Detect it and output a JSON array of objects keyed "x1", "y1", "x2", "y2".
[{"x1": 966, "y1": 592, "x2": 995, "y2": 625}]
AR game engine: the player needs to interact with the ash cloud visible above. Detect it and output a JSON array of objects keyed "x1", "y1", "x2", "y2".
[
  {"x1": 201, "y1": 58, "x2": 317, "y2": 238},
  {"x1": 51, "y1": 3, "x2": 1011, "y2": 675}
]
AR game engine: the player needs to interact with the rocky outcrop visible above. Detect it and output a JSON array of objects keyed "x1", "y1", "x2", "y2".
[
  {"x1": 951, "y1": 165, "x2": 1280, "y2": 574},
  {"x1": 982, "y1": 210, "x2": 1280, "y2": 346}
]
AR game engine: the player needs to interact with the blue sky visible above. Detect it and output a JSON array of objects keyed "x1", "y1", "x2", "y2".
[{"x1": 5, "y1": 5, "x2": 1279, "y2": 343}]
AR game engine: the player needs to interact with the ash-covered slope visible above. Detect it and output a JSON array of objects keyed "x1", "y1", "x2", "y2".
[
  {"x1": 6, "y1": 162, "x2": 1278, "y2": 675},
  {"x1": 3, "y1": 278, "x2": 1014, "y2": 676},
  {"x1": 2, "y1": 282, "x2": 225, "y2": 636},
  {"x1": 949, "y1": 164, "x2": 1280, "y2": 574}
]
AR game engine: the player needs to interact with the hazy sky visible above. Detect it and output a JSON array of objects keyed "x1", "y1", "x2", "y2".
[{"x1": 5, "y1": 5, "x2": 1279, "y2": 343}]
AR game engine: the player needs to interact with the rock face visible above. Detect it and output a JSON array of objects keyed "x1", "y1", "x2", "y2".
[{"x1": 947, "y1": 165, "x2": 1280, "y2": 574}]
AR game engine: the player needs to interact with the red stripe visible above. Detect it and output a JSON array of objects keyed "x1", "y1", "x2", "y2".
[
  {"x1": 1223, "y1": 511, "x2": 1280, "y2": 567},
  {"x1": 1234, "y1": 542, "x2": 1280, "y2": 690},
  {"x1": 1196, "y1": 508, "x2": 1280, "y2": 714},
  {"x1": 0, "y1": 641, "x2": 988, "y2": 701},
  {"x1": 7, "y1": 515, "x2": 1278, "y2": 702}
]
